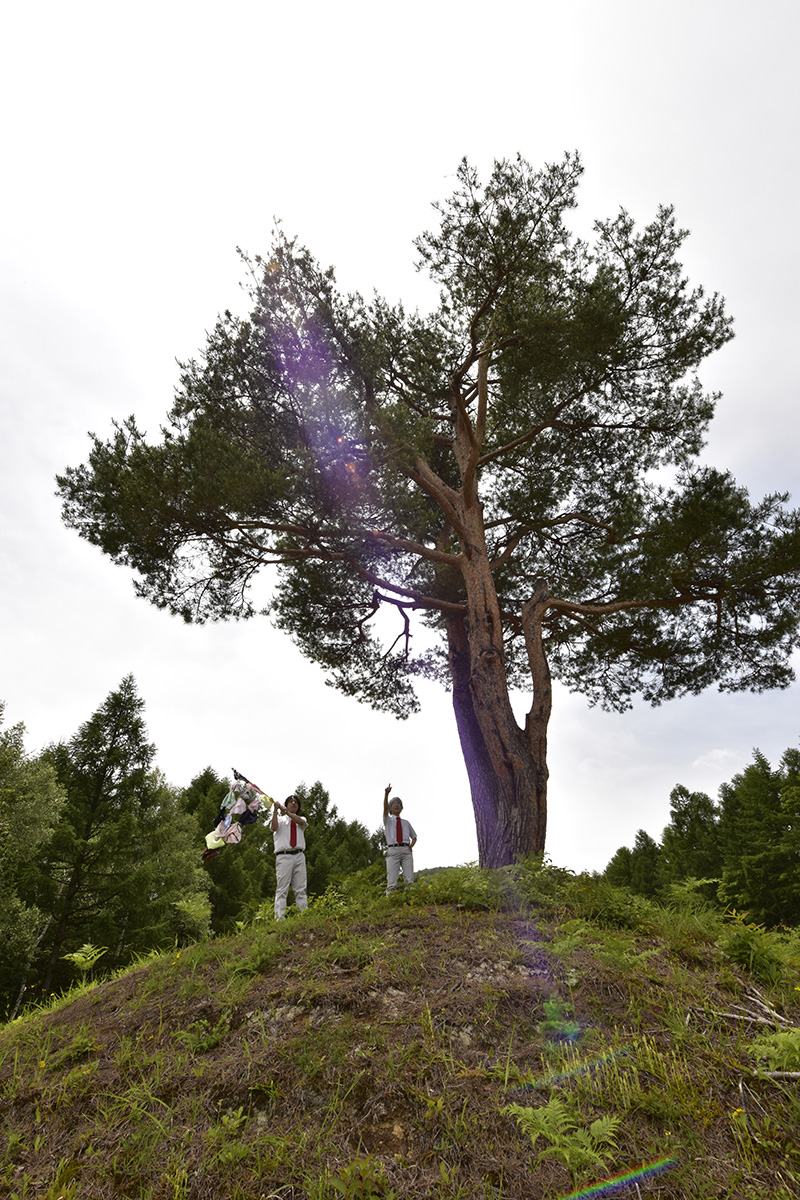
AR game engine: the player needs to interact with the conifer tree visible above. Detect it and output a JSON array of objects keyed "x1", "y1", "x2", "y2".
[
  {"x1": 717, "y1": 749, "x2": 800, "y2": 925},
  {"x1": 629, "y1": 829, "x2": 662, "y2": 897},
  {"x1": 605, "y1": 830, "x2": 662, "y2": 897},
  {"x1": 0, "y1": 707, "x2": 66, "y2": 1017},
  {"x1": 295, "y1": 780, "x2": 382, "y2": 895},
  {"x1": 659, "y1": 784, "x2": 722, "y2": 886},
  {"x1": 24, "y1": 677, "x2": 207, "y2": 995},
  {"x1": 58, "y1": 154, "x2": 800, "y2": 865},
  {"x1": 603, "y1": 845, "x2": 633, "y2": 889}
]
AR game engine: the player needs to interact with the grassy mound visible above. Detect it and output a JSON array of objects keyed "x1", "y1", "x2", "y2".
[{"x1": 2, "y1": 862, "x2": 800, "y2": 1198}]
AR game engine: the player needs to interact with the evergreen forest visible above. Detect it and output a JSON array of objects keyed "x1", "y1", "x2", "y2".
[
  {"x1": 0, "y1": 677, "x2": 381, "y2": 1021},
  {"x1": 603, "y1": 746, "x2": 800, "y2": 927}
]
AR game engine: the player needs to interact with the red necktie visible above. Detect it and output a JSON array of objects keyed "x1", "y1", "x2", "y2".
[
  {"x1": 290, "y1": 818, "x2": 297, "y2": 847},
  {"x1": 396, "y1": 816, "x2": 403, "y2": 845}
]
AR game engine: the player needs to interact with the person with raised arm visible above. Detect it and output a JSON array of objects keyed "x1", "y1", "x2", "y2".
[{"x1": 382, "y1": 784, "x2": 417, "y2": 894}]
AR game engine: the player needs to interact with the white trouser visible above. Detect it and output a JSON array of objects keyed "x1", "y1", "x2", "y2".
[
  {"x1": 274, "y1": 852, "x2": 308, "y2": 919},
  {"x1": 385, "y1": 845, "x2": 414, "y2": 892}
]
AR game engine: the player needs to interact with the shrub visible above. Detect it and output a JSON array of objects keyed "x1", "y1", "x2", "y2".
[
  {"x1": 719, "y1": 914, "x2": 786, "y2": 985},
  {"x1": 561, "y1": 876, "x2": 654, "y2": 930}
]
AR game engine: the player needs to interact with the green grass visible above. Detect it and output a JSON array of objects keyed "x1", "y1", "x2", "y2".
[{"x1": 1, "y1": 860, "x2": 799, "y2": 1198}]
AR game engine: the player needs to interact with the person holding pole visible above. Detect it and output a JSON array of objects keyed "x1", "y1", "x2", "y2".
[
  {"x1": 271, "y1": 794, "x2": 308, "y2": 920},
  {"x1": 383, "y1": 784, "x2": 417, "y2": 893}
]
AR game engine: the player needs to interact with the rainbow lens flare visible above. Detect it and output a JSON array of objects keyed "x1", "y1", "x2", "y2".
[{"x1": 558, "y1": 1157, "x2": 675, "y2": 1198}]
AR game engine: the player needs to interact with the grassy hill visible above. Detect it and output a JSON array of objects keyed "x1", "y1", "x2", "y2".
[{"x1": 2, "y1": 861, "x2": 799, "y2": 1199}]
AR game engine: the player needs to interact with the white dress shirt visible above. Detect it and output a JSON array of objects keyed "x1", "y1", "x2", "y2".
[{"x1": 273, "y1": 811, "x2": 306, "y2": 852}]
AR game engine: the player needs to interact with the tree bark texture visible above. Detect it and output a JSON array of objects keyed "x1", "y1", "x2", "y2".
[{"x1": 445, "y1": 497, "x2": 550, "y2": 867}]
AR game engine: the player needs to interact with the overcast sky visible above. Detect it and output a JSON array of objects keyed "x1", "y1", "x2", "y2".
[{"x1": 1, "y1": 0, "x2": 798, "y2": 873}]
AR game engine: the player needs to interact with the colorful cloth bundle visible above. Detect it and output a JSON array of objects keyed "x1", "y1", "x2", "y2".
[{"x1": 204, "y1": 777, "x2": 272, "y2": 855}]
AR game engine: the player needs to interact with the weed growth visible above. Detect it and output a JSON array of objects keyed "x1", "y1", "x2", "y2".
[{"x1": 2, "y1": 858, "x2": 800, "y2": 1198}]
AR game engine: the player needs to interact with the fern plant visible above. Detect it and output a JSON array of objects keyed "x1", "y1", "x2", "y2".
[
  {"x1": 503, "y1": 1096, "x2": 621, "y2": 1181},
  {"x1": 718, "y1": 912, "x2": 786, "y2": 984},
  {"x1": 61, "y1": 943, "x2": 107, "y2": 979},
  {"x1": 174, "y1": 1012, "x2": 231, "y2": 1053},
  {"x1": 748, "y1": 1027, "x2": 800, "y2": 1073}
]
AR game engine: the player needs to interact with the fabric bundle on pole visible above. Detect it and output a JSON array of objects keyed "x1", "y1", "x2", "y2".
[{"x1": 202, "y1": 771, "x2": 272, "y2": 859}]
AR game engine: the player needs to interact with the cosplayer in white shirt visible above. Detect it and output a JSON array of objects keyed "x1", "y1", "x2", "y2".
[
  {"x1": 271, "y1": 794, "x2": 308, "y2": 920},
  {"x1": 383, "y1": 784, "x2": 417, "y2": 893}
]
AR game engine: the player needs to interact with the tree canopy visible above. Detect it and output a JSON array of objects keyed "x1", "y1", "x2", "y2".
[{"x1": 58, "y1": 153, "x2": 800, "y2": 865}]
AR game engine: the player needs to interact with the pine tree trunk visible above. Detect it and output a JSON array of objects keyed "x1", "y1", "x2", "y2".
[
  {"x1": 445, "y1": 547, "x2": 551, "y2": 867},
  {"x1": 424, "y1": 376, "x2": 553, "y2": 866}
]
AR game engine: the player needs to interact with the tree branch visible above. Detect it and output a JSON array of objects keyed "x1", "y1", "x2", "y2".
[
  {"x1": 462, "y1": 351, "x2": 489, "y2": 503},
  {"x1": 406, "y1": 457, "x2": 469, "y2": 543},
  {"x1": 368, "y1": 528, "x2": 461, "y2": 567},
  {"x1": 318, "y1": 547, "x2": 467, "y2": 616}
]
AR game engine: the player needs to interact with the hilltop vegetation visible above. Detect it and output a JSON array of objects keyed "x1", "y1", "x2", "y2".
[{"x1": 2, "y1": 862, "x2": 800, "y2": 1199}]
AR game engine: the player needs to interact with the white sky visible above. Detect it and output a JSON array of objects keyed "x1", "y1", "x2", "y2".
[{"x1": 1, "y1": 0, "x2": 798, "y2": 872}]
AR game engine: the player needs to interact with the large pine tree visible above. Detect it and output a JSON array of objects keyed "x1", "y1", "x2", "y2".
[{"x1": 58, "y1": 154, "x2": 800, "y2": 865}]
